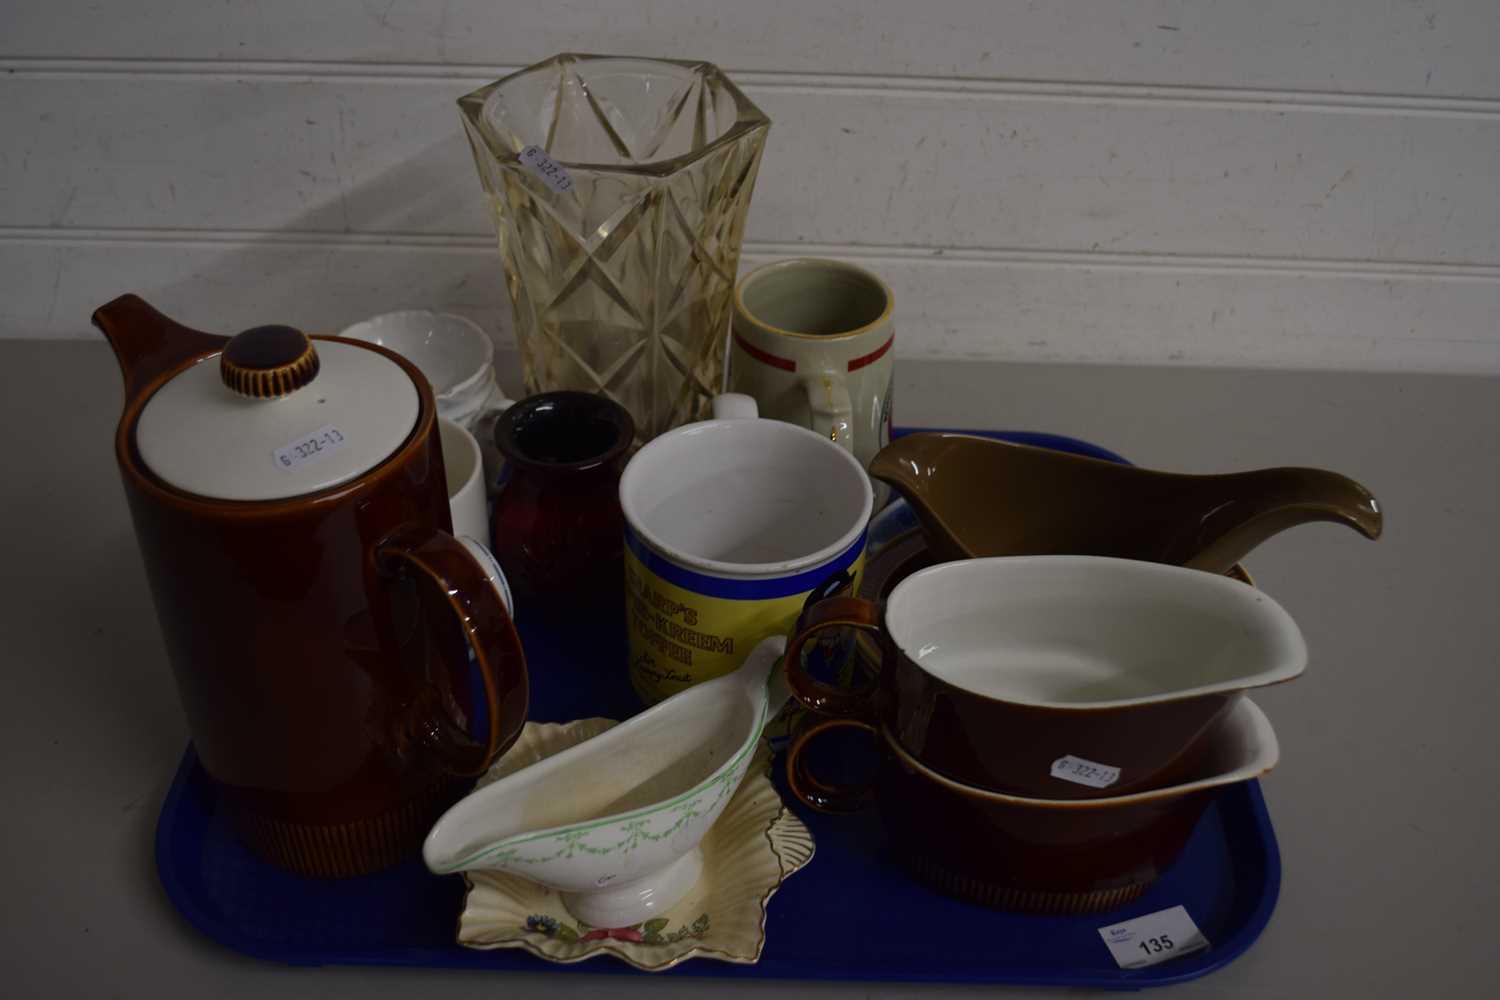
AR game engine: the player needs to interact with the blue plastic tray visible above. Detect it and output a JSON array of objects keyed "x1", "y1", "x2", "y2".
[{"x1": 154, "y1": 429, "x2": 1281, "y2": 988}]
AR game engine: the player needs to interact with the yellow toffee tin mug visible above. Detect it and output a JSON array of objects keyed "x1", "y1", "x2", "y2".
[{"x1": 619, "y1": 394, "x2": 875, "y2": 704}]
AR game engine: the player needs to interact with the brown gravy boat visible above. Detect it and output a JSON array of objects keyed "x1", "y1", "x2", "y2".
[{"x1": 869, "y1": 433, "x2": 1382, "y2": 573}]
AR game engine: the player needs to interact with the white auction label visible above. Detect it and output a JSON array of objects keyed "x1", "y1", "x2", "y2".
[
  {"x1": 273, "y1": 424, "x2": 347, "y2": 472},
  {"x1": 1097, "y1": 905, "x2": 1209, "y2": 969},
  {"x1": 519, "y1": 144, "x2": 575, "y2": 194},
  {"x1": 1050, "y1": 754, "x2": 1121, "y2": 789}
]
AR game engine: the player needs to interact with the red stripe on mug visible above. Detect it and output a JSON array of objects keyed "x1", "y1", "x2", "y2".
[
  {"x1": 847, "y1": 335, "x2": 894, "y2": 372},
  {"x1": 734, "y1": 332, "x2": 797, "y2": 372}
]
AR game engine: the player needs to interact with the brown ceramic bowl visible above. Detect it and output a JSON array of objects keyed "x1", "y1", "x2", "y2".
[
  {"x1": 831, "y1": 527, "x2": 1250, "y2": 734},
  {"x1": 786, "y1": 697, "x2": 1280, "y2": 913},
  {"x1": 785, "y1": 556, "x2": 1305, "y2": 800}
]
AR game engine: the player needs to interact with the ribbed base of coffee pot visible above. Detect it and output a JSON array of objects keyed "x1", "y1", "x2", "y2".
[{"x1": 230, "y1": 781, "x2": 457, "y2": 878}]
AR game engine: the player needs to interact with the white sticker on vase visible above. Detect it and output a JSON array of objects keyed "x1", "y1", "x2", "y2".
[
  {"x1": 519, "y1": 145, "x2": 575, "y2": 194},
  {"x1": 273, "y1": 425, "x2": 348, "y2": 472},
  {"x1": 1050, "y1": 755, "x2": 1121, "y2": 789},
  {"x1": 1098, "y1": 905, "x2": 1209, "y2": 969}
]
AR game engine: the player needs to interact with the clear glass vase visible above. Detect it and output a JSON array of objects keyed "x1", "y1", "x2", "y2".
[{"x1": 459, "y1": 54, "x2": 770, "y2": 443}]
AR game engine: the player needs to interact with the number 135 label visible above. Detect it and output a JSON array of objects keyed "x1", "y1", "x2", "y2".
[{"x1": 1097, "y1": 905, "x2": 1209, "y2": 969}]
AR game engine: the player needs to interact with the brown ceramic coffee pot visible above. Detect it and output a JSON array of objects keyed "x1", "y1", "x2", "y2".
[{"x1": 96, "y1": 295, "x2": 529, "y2": 877}]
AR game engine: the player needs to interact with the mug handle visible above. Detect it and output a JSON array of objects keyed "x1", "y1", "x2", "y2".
[
  {"x1": 802, "y1": 567, "x2": 857, "y2": 615},
  {"x1": 801, "y1": 373, "x2": 853, "y2": 450},
  {"x1": 784, "y1": 595, "x2": 886, "y2": 717},
  {"x1": 455, "y1": 535, "x2": 516, "y2": 621},
  {"x1": 713, "y1": 392, "x2": 759, "y2": 420},
  {"x1": 786, "y1": 717, "x2": 879, "y2": 813},
  {"x1": 376, "y1": 525, "x2": 529, "y2": 776}
]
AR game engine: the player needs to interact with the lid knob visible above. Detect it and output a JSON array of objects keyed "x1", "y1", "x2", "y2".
[{"x1": 220, "y1": 325, "x2": 320, "y2": 400}]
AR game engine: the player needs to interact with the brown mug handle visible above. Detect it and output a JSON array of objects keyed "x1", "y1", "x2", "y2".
[
  {"x1": 786, "y1": 717, "x2": 879, "y2": 813},
  {"x1": 784, "y1": 595, "x2": 886, "y2": 718},
  {"x1": 377, "y1": 526, "x2": 529, "y2": 776}
]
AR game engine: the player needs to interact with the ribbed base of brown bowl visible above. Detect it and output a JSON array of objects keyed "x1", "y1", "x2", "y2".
[
  {"x1": 906, "y1": 854, "x2": 1153, "y2": 915},
  {"x1": 229, "y1": 781, "x2": 457, "y2": 878}
]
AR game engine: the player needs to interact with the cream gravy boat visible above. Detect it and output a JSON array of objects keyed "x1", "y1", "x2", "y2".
[{"x1": 424, "y1": 637, "x2": 788, "y2": 928}]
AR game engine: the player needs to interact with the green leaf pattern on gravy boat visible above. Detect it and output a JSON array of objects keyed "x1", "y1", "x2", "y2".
[
  {"x1": 439, "y1": 697, "x2": 766, "y2": 873},
  {"x1": 478, "y1": 759, "x2": 753, "y2": 868}
]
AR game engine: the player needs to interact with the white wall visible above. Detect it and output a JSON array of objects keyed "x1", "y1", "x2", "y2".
[{"x1": 2, "y1": 0, "x2": 1497, "y2": 372}]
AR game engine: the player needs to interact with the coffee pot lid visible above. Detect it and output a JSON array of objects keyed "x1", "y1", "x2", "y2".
[{"x1": 134, "y1": 326, "x2": 420, "y2": 501}]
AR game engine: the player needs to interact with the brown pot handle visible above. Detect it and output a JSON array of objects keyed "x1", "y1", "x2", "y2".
[
  {"x1": 377, "y1": 526, "x2": 529, "y2": 776},
  {"x1": 785, "y1": 717, "x2": 879, "y2": 813},
  {"x1": 784, "y1": 595, "x2": 886, "y2": 718}
]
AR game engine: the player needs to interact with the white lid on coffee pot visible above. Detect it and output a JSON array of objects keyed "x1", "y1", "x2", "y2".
[{"x1": 134, "y1": 325, "x2": 420, "y2": 501}]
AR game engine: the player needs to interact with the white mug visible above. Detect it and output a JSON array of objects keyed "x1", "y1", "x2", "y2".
[
  {"x1": 730, "y1": 259, "x2": 895, "y2": 507},
  {"x1": 438, "y1": 417, "x2": 490, "y2": 548},
  {"x1": 440, "y1": 416, "x2": 515, "y2": 619}
]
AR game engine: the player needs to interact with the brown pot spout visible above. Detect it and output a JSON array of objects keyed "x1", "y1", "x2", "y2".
[{"x1": 92, "y1": 294, "x2": 227, "y2": 405}]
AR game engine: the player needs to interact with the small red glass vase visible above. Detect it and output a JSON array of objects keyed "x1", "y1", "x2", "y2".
[{"x1": 490, "y1": 391, "x2": 635, "y2": 618}]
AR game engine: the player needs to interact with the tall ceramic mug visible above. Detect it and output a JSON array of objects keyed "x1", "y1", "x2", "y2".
[
  {"x1": 620, "y1": 394, "x2": 875, "y2": 704},
  {"x1": 438, "y1": 417, "x2": 490, "y2": 545},
  {"x1": 730, "y1": 259, "x2": 895, "y2": 507}
]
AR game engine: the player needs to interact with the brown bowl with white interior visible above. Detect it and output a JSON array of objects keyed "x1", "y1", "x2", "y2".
[{"x1": 784, "y1": 555, "x2": 1305, "y2": 800}]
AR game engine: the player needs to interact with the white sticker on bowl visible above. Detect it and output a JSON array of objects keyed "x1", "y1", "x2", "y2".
[
  {"x1": 1050, "y1": 755, "x2": 1121, "y2": 789},
  {"x1": 1098, "y1": 905, "x2": 1209, "y2": 969},
  {"x1": 273, "y1": 424, "x2": 347, "y2": 472},
  {"x1": 519, "y1": 145, "x2": 575, "y2": 194}
]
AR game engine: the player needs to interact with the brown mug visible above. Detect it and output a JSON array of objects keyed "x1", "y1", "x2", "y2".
[
  {"x1": 784, "y1": 556, "x2": 1306, "y2": 800},
  {"x1": 96, "y1": 295, "x2": 529, "y2": 877},
  {"x1": 785, "y1": 699, "x2": 1280, "y2": 913}
]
